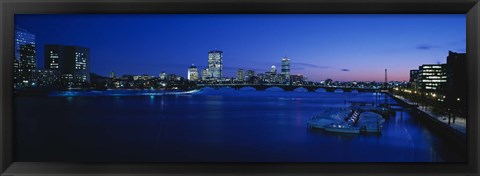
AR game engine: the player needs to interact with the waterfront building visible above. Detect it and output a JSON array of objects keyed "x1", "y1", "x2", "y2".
[
  {"x1": 246, "y1": 70, "x2": 255, "y2": 78},
  {"x1": 110, "y1": 71, "x2": 116, "y2": 79},
  {"x1": 290, "y1": 74, "x2": 306, "y2": 85},
  {"x1": 418, "y1": 64, "x2": 447, "y2": 92},
  {"x1": 19, "y1": 44, "x2": 37, "y2": 87},
  {"x1": 13, "y1": 59, "x2": 21, "y2": 88},
  {"x1": 44, "y1": 45, "x2": 90, "y2": 87},
  {"x1": 271, "y1": 65, "x2": 277, "y2": 74},
  {"x1": 237, "y1": 68, "x2": 245, "y2": 81},
  {"x1": 201, "y1": 68, "x2": 211, "y2": 81},
  {"x1": 446, "y1": 51, "x2": 467, "y2": 115},
  {"x1": 15, "y1": 26, "x2": 35, "y2": 61},
  {"x1": 281, "y1": 57, "x2": 290, "y2": 84},
  {"x1": 133, "y1": 75, "x2": 154, "y2": 81},
  {"x1": 188, "y1": 64, "x2": 199, "y2": 81},
  {"x1": 409, "y1": 69, "x2": 419, "y2": 90},
  {"x1": 160, "y1": 72, "x2": 166, "y2": 80},
  {"x1": 208, "y1": 50, "x2": 223, "y2": 81},
  {"x1": 35, "y1": 69, "x2": 60, "y2": 87}
]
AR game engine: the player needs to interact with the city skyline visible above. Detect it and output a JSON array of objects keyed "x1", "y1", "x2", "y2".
[{"x1": 14, "y1": 14, "x2": 466, "y2": 82}]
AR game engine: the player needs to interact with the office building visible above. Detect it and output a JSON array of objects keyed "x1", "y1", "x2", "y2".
[
  {"x1": 159, "y1": 72, "x2": 166, "y2": 80},
  {"x1": 208, "y1": 50, "x2": 223, "y2": 80},
  {"x1": 271, "y1": 65, "x2": 277, "y2": 74},
  {"x1": 418, "y1": 64, "x2": 447, "y2": 92},
  {"x1": 202, "y1": 68, "x2": 211, "y2": 81},
  {"x1": 35, "y1": 69, "x2": 60, "y2": 87},
  {"x1": 281, "y1": 57, "x2": 290, "y2": 83},
  {"x1": 409, "y1": 69, "x2": 419, "y2": 90},
  {"x1": 237, "y1": 68, "x2": 245, "y2": 81},
  {"x1": 44, "y1": 45, "x2": 90, "y2": 87},
  {"x1": 19, "y1": 44, "x2": 37, "y2": 86},
  {"x1": 110, "y1": 71, "x2": 116, "y2": 79},
  {"x1": 15, "y1": 26, "x2": 35, "y2": 61},
  {"x1": 291, "y1": 74, "x2": 307, "y2": 85},
  {"x1": 188, "y1": 64, "x2": 199, "y2": 81},
  {"x1": 13, "y1": 59, "x2": 21, "y2": 88},
  {"x1": 446, "y1": 51, "x2": 467, "y2": 113},
  {"x1": 246, "y1": 70, "x2": 255, "y2": 78}
]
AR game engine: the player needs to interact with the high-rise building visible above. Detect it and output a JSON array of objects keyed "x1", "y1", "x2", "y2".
[
  {"x1": 418, "y1": 64, "x2": 447, "y2": 92},
  {"x1": 409, "y1": 69, "x2": 419, "y2": 90},
  {"x1": 446, "y1": 51, "x2": 467, "y2": 113},
  {"x1": 159, "y1": 72, "x2": 166, "y2": 80},
  {"x1": 15, "y1": 26, "x2": 35, "y2": 61},
  {"x1": 44, "y1": 45, "x2": 90, "y2": 87},
  {"x1": 246, "y1": 70, "x2": 255, "y2": 79},
  {"x1": 281, "y1": 57, "x2": 290, "y2": 84},
  {"x1": 237, "y1": 68, "x2": 245, "y2": 81},
  {"x1": 202, "y1": 68, "x2": 211, "y2": 81},
  {"x1": 290, "y1": 74, "x2": 306, "y2": 85},
  {"x1": 19, "y1": 44, "x2": 37, "y2": 86},
  {"x1": 208, "y1": 50, "x2": 223, "y2": 81},
  {"x1": 446, "y1": 51, "x2": 466, "y2": 94},
  {"x1": 110, "y1": 71, "x2": 116, "y2": 79},
  {"x1": 271, "y1": 65, "x2": 277, "y2": 74},
  {"x1": 13, "y1": 58, "x2": 21, "y2": 88},
  {"x1": 188, "y1": 64, "x2": 199, "y2": 81},
  {"x1": 34, "y1": 69, "x2": 60, "y2": 87}
]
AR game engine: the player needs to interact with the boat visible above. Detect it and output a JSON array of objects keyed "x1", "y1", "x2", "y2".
[
  {"x1": 324, "y1": 124, "x2": 360, "y2": 133},
  {"x1": 307, "y1": 107, "x2": 351, "y2": 129},
  {"x1": 356, "y1": 111, "x2": 385, "y2": 133},
  {"x1": 308, "y1": 106, "x2": 386, "y2": 134}
]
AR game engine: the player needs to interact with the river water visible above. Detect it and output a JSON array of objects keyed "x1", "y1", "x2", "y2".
[{"x1": 14, "y1": 88, "x2": 466, "y2": 162}]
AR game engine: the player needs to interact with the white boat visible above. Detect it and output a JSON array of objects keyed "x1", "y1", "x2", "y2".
[
  {"x1": 307, "y1": 107, "x2": 351, "y2": 129},
  {"x1": 324, "y1": 125, "x2": 360, "y2": 133},
  {"x1": 308, "y1": 107, "x2": 386, "y2": 134},
  {"x1": 356, "y1": 111, "x2": 385, "y2": 133}
]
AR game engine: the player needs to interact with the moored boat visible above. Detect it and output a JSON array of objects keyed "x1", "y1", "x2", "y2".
[{"x1": 324, "y1": 125, "x2": 360, "y2": 133}]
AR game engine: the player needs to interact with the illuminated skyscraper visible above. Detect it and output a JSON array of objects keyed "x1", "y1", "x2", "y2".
[
  {"x1": 15, "y1": 26, "x2": 35, "y2": 61},
  {"x1": 188, "y1": 64, "x2": 199, "y2": 81},
  {"x1": 409, "y1": 69, "x2": 419, "y2": 90},
  {"x1": 45, "y1": 45, "x2": 90, "y2": 87},
  {"x1": 246, "y1": 70, "x2": 255, "y2": 78},
  {"x1": 13, "y1": 59, "x2": 21, "y2": 88},
  {"x1": 160, "y1": 71, "x2": 166, "y2": 80},
  {"x1": 237, "y1": 68, "x2": 245, "y2": 81},
  {"x1": 110, "y1": 71, "x2": 116, "y2": 79},
  {"x1": 418, "y1": 64, "x2": 447, "y2": 92},
  {"x1": 202, "y1": 68, "x2": 211, "y2": 81},
  {"x1": 19, "y1": 44, "x2": 37, "y2": 86},
  {"x1": 281, "y1": 57, "x2": 290, "y2": 84},
  {"x1": 271, "y1": 65, "x2": 277, "y2": 74},
  {"x1": 208, "y1": 50, "x2": 223, "y2": 81}
]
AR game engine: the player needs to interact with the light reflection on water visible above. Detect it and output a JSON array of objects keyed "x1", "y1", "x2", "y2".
[{"x1": 14, "y1": 90, "x2": 465, "y2": 162}]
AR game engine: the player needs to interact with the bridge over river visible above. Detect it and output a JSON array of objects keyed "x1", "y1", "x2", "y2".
[{"x1": 196, "y1": 84, "x2": 391, "y2": 93}]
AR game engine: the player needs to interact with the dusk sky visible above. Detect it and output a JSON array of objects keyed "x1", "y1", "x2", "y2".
[{"x1": 15, "y1": 14, "x2": 466, "y2": 82}]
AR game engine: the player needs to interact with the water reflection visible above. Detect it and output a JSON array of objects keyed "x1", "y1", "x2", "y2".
[{"x1": 14, "y1": 91, "x2": 466, "y2": 162}]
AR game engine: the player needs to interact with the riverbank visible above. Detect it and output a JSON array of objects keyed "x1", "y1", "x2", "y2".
[{"x1": 387, "y1": 92, "x2": 466, "y2": 141}]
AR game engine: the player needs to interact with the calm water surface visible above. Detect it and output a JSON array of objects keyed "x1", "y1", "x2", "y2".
[{"x1": 14, "y1": 88, "x2": 466, "y2": 162}]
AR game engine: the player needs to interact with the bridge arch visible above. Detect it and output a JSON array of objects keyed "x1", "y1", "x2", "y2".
[
  {"x1": 315, "y1": 88, "x2": 327, "y2": 92},
  {"x1": 239, "y1": 86, "x2": 256, "y2": 91},
  {"x1": 334, "y1": 89, "x2": 344, "y2": 93},
  {"x1": 265, "y1": 86, "x2": 285, "y2": 92},
  {"x1": 218, "y1": 86, "x2": 235, "y2": 91},
  {"x1": 199, "y1": 86, "x2": 215, "y2": 91},
  {"x1": 293, "y1": 87, "x2": 308, "y2": 92}
]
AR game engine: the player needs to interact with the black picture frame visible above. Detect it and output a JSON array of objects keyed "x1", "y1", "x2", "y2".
[{"x1": 1, "y1": 0, "x2": 479, "y2": 175}]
